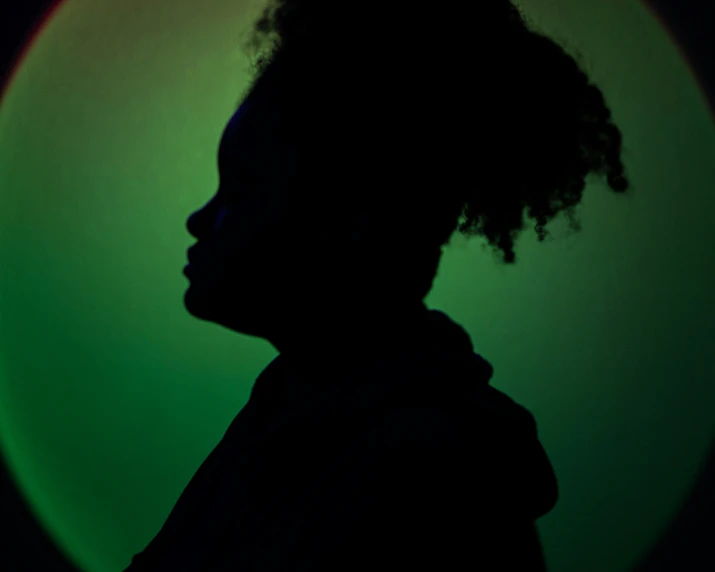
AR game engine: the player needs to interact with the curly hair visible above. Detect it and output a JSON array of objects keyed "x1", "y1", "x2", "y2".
[{"x1": 236, "y1": 0, "x2": 632, "y2": 297}]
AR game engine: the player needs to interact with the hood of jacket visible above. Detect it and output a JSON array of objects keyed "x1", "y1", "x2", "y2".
[{"x1": 238, "y1": 307, "x2": 559, "y2": 519}]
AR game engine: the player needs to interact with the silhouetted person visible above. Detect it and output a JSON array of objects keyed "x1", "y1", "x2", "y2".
[{"x1": 124, "y1": 1, "x2": 630, "y2": 570}]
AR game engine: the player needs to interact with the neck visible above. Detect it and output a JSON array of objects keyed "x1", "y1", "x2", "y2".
[{"x1": 271, "y1": 297, "x2": 429, "y2": 372}]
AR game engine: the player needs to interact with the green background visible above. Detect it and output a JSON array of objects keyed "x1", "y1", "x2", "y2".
[{"x1": 0, "y1": 0, "x2": 714, "y2": 570}]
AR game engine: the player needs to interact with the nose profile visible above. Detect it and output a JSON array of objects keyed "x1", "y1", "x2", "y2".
[
  {"x1": 186, "y1": 210, "x2": 201, "y2": 240},
  {"x1": 186, "y1": 193, "x2": 224, "y2": 242}
]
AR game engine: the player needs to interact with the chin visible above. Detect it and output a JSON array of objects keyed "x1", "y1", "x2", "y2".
[
  {"x1": 183, "y1": 284, "x2": 239, "y2": 329},
  {"x1": 183, "y1": 284, "x2": 215, "y2": 321}
]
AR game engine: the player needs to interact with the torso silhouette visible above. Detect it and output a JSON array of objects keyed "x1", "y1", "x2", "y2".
[{"x1": 124, "y1": 307, "x2": 558, "y2": 571}]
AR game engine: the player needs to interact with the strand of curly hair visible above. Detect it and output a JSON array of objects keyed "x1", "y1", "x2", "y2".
[{"x1": 236, "y1": 0, "x2": 632, "y2": 279}]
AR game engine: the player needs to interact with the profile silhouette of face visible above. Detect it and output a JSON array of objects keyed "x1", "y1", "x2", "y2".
[
  {"x1": 183, "y1": 87, "x2": 429, "y2": 356},
  {"x1": 184, "y1": 93, "x2": 315, "y2": 344}
]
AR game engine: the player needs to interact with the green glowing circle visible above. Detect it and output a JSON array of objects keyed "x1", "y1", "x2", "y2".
[{"x1": 0, "y1": 1, "x2": 714, "y2": 571}]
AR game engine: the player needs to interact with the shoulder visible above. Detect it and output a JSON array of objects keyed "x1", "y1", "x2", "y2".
[
  {"x1": 373, "y1": 405, "x2": 491, "y2": 482},
  {"x1": 378, "y1": 405, "x2": 468, "y2": 448},
  {"x1": 377, "y1": 396, "x2": 520, "y2": 453},
  {"x1": 375, "y1": 378, "x2": 537, "y2": 451},
  {"x1": 372, "y1": 401, "x2": 530, "y2": 486},
  {"x1": 363, "y1": 406, "x2": 517, "y2": 523}
]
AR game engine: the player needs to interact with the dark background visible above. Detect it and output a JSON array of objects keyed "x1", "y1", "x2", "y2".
[{"x1": 0, "y1": 1, "x2": 713, "y2": 570}]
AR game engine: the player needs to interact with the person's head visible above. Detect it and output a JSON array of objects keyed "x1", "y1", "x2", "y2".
[{"x1": 184, "y1": 0, "x2": 631, "y2": 353}]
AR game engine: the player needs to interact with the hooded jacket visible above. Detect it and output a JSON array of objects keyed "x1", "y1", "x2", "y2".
[{"x1": 124, "y1": 306, "x2": 558, "y2": 571}]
